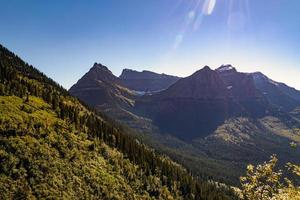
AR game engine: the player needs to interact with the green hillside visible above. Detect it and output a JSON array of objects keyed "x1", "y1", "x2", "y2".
[
  {"x1": 131, "y1": 116, "x2": 300, "y2": 186},
  {"x1": 0, "y1": 95, "x2": 160, "y2": 199},
  {"x1": 0, "y1": 44, "x2": 238, "y2": 199}
]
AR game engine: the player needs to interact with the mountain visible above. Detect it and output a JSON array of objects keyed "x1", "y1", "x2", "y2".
[
  {"x1": 69, "y1": 63, "x2": 134, "y2": 109},
  {"x1": 70, "y1": 63, "x2": 300, "y2": 186},
  {"x1": 251, "y1": 72, "x2": 300, "y2": 111},
  {"x1": 216, "y1": 65, "x2": 300, "y2": 111},
  {"x1": 216, "y1": 65, "x2": 261, "y2": 100},
  {"x1": 69, "y1": 65, "x2": 182, "y2": 133},
  {"x1": 216, "y1": 65, "x2": 269, "y2": 116},
  {"x1": 119, "y1": 68, "x2": 181, "y2": 92},
  {"x1": 69, "y1": 64, "x2": 154, "y2": 133},
  {"x1": 0, "y1": 44, "x2": 238, "y2": 199},
  {"x1": 134, "y1": 66, "x2": 269, "y2": 140}
]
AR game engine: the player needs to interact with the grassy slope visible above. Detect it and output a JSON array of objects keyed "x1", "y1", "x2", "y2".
[
  {"x1": 124, "y1": 116, "x2": 300, "y2": 186},
  {"x1": 0, "y1": 95, "x2": 174, "y2": 199},
  {"x1": 193, "y1": 117, "x2": 300, "y2": 183}
]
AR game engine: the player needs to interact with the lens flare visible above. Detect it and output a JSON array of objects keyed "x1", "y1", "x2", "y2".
[
  {"x1": 202, "y1": 0, "x2": 216, "y2": 15},
  {"x1": 172, "y1": 0, "x2": 218, "y2": 49},
  {"x1": 174, "y1": 34, "x2": 184, "y2": 49},
  {"x1": 187, "y1": 10, "x2": 196, "y2": 20}
]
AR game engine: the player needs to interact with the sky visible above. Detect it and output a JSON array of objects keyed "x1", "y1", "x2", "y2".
[{"x1": 1, "y1": 0, "x2": 300, "y2": 89}]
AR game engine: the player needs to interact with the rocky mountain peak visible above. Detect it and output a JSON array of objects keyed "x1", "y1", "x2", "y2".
[
  {"x1": 202, "y1": 65, "x2": 211, "y2": 71},
  {"x1": 83, "y1": 63, "x2": 117, "y2": 83},
  {"x1": 69, "y1": 63, "x2": 119, "y2": 95},
  {"x1": 159, "y1": 65, "x2": 228, "y2": 99},
  {"x1": 120, "y1": 68, "x2": 141, "y2": 79},
  {"x1": 90, "y1": 62, "x2": 112, "y2": 73},
  {"x1": 191, "y1": 66, "x2": 212, "y2": 76},
  {"x1": 216, "y1": 64, "x2": 237, "y2": 73}
]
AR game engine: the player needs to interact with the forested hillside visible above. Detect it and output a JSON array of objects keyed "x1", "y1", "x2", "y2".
[{"x1": 0, "y1": 44, "x2": 238, "y2": 199}]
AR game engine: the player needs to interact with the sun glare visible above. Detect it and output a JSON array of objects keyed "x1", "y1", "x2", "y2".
[
  {"x1": 172, "y1": 0, "x2": 218, "y2": 49},
  {"x1": 202, "y1": 0, "x2": 216, "y2": 15}
]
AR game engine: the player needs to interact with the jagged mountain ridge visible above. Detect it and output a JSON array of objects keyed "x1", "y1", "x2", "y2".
[
  {"x1": 119, "y1": 68, "x2": 181, "y2": 92},
  {"x1": 134, "y1": 66, "x2": 270, "y2": 140},
  {"x1": 251, "y1": 71, "x2": 300, "y2": 111},
  {"x1": 69, "y1": 63, "x2": 182, "y2": 109},
  {"x1": 70, "y1": 63, "x2": 300, "y2": 141}
]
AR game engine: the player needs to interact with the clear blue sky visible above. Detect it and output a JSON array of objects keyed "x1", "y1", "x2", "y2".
[{"x1": 1, "y1": 0, "x2": 300, "y2": 89}]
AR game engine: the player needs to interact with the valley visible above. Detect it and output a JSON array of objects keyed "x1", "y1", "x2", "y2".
[{"x1": 70, "y1": 62, "x2": 300, "y2": 185}]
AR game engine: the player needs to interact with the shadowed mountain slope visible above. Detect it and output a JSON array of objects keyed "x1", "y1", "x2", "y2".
[
  {"x1": 134, "y1": 66, "x2": 269, "y2": 140},
  {"x1": 251, "y1": 72, "x2": 300, "y2": 111},
  {"x1": 69, "y1": 63, "x2": 134, "y2": 109}
]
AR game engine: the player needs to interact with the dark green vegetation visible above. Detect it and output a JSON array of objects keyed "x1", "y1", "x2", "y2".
[{"x1": 0, "y1": 44, "x2": 239, "y2": 199}]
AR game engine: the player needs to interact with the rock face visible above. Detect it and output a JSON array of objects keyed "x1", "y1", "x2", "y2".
[
  {"x1": 69, "y1": 63, "x2": 134, "y2": 109},
  {"x1": 134, "y1": 66, "x2": 269, "y2": 140},
  {"x1": 216, "y1": 65, "x2": 269, "y2": 117},
  {"x1": 119, "y1": 69, "x2": 180, "y2": 92},
  {"x1": 160, "y1": 66, "x2": 228, "y2": 99},
  {"x1": 251, "y1": 72, "x2": 300, "y2": 111}
]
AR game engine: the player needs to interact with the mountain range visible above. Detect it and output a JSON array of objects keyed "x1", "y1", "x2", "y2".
[
  {"x1": 70, "y1": 62, "x2": 300, "y2": 185},
  {"x1": 0, "y1": 44, "x2": 238, "y2": 199}
]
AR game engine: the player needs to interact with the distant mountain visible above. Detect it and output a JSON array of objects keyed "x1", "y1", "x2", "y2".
[
  {"x1": 216, "y1": 65, "x2": 259, "y2": 100},
  {"x1": 69, "y1": 64, "x2": 155, "y2": 133},
  {"x1": 251, "y1": 72, "x2": 300, "y2": 111},
  {"x1": 119, "y1": 68, "x2": 180, "y2": 92},
  {"x1": 216, "y1": 65, "x2": 269, "y2": 116},
  {"x1": 134, "y1": 66, "x2": 269, "y2": 140},
  {"x1": 69, "y1": 63, "x2": 134, "y2": 109},
  {"x1": 158, "y1": 66, "x2": 228, "y2": 99}
]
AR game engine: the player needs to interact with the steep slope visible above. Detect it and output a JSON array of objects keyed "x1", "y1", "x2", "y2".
[
  {"x1": 216, "y1": 65, "x2": 269, "y2": 117},
  {"x1": 69, "y1": 63, "x2": 134, "y2": 109},
  {"x1": 216, "y1": 65, "x2": 261, "y2": 100},
  {"x1": 120, "y1": 69, "x2": 180, "y2": 92},
  {"x1": 158, "y1": 66, "x2": 228, "y2": 99},
  {"x1": 0, "y1": 95, "x2": 164, "y2": 199},
  {"x1": 251, "y1": 72, "x2": 300, "y2": 111},
  {"x1": 134, "y1": 66, "x2": 231, "y2": 140},
  {"x1": 193, "y1": 116, "x2": 300, "y2": 170},
  {"x1": 69, "y1": 64, "x2": 153, "y2": 133},
  {"x1": 134, "y1": 66, "x2": 269, "y2": 140},
  {"x1": 0, "y1": 44, "x2": 238, "y2": 199}
]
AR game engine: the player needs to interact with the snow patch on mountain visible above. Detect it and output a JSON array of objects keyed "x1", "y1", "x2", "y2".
[{"x1": 216, "y1": 65, "x2": 236, "y2": 73}]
